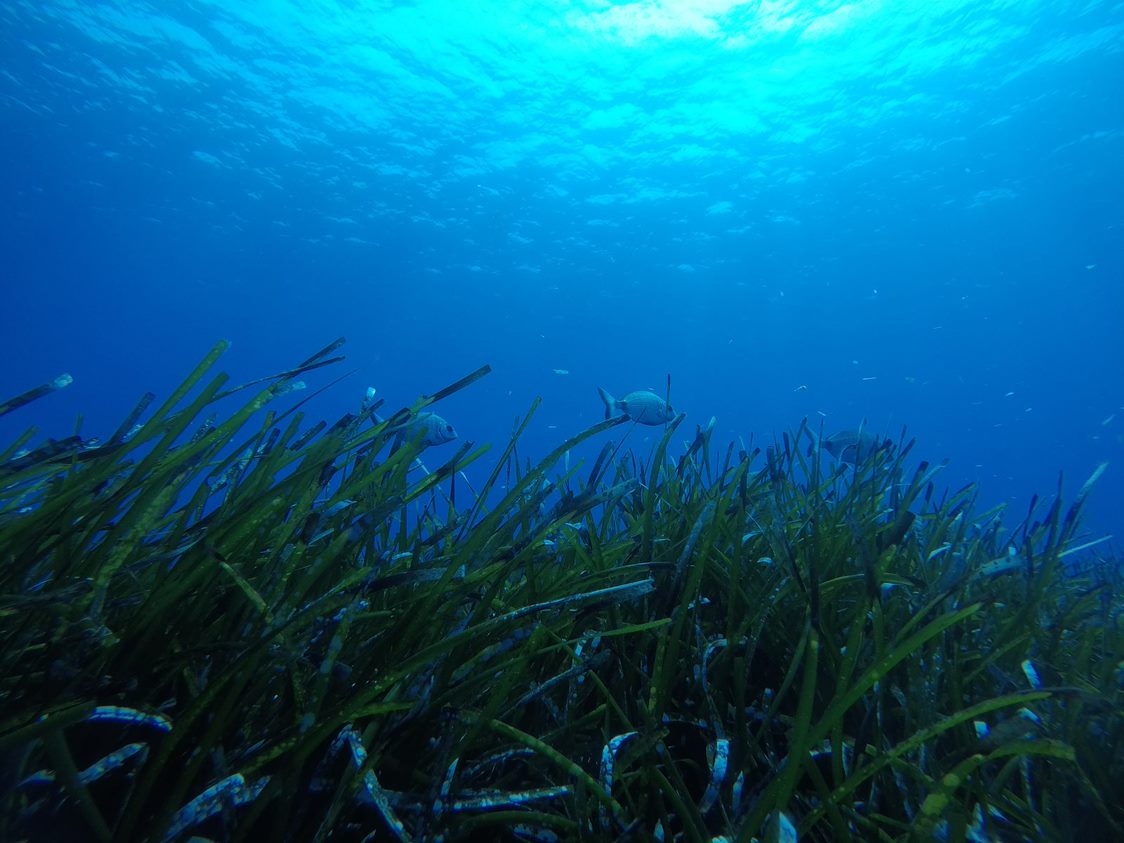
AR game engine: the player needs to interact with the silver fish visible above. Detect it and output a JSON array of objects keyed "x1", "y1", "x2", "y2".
[
  {"x1": 395, "y1": 412, "x2": 457, "y2": 447},
  {"x1": 807, "y1": 428, "x2": 884, "y2": 464},
  {"x1": 597, "y1": 387, "x2": 676, "y2": 426}
]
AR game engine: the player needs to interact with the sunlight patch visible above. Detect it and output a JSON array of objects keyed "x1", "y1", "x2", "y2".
[
  {"x1": 569, "y1": 0, "x2": 767, "y2": 43},
  {"x1": 800, "y1": 0, "x2": 882, "y2": 41}
]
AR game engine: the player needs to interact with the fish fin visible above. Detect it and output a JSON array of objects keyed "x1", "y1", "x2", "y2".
[{"x1": 597, "y1": 386, "x2": 616, "y2": 420}]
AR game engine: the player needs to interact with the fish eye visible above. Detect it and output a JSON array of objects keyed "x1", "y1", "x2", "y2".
[{"x1": 445, "y1": 425, "x2": 454, "y2": 433}]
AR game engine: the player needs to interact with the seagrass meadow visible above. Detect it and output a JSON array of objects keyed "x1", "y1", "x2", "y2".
[{"x1": 0, "y1": 340, "x2": 1120, "y2": 843}]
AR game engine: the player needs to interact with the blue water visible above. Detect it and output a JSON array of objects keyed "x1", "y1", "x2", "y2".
[{"x1": 2, "y1": 0, "x2": 1121, "y2": 542}]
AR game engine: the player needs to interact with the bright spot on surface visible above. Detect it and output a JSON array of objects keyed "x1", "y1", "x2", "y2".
[
  {"x1": 566, "y1": 0, "x2": 874, "y2": 45},
  {"x1": 570, "y1": 0, "x2": 760, "y2": 42}
]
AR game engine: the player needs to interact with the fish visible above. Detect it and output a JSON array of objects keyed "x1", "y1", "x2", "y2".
[
  {"x1": 806, "y1": 427, "x2": 885, "y2": 464},
  {"x1": 373, "y1": 409, "x2": 457, "y2": 450},
  {"x1": 394, "y1": 412, "x2": 457, "y2": 448},
  {"x1": 597, "y1": 387, "x2": 676, "y2": 426}
]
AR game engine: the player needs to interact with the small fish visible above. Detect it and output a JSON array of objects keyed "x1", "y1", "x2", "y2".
[
  {"x1": 392, "y1": 412, "x2": 457, "y2": 448},
  {"x1": 807, "y1": 428, "x2": 885, "y2": 464},
  {"x1": 377, "y1": 413, "x2": 456, "y2": 451},
  {"x1": 597, "y1": 387, "x2": 676, "y2": 426},
  {"x1": 553, "y1": 368, "x2": 570, "y2": 376},
  {"x1": 976, "y1": 546, "x2": 1023, "y2": 578}
]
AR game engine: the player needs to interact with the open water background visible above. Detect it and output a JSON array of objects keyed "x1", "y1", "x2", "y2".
[{"x1": 1, "y1": 0, "x2": 1121, "y2": 542}]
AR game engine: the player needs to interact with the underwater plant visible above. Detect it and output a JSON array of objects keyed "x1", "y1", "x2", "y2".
[{"x1": 0, "y1": 341, "x2": 1119, "y2": 842}]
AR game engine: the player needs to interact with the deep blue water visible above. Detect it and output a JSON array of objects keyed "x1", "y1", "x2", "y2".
[{"x1": 1, "y1": 0, "x2": 1122, "y2": 544}]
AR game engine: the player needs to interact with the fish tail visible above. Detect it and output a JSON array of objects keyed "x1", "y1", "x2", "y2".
[{"x1": 597, "y1": 386, "x2": 616, "y2": 420}]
